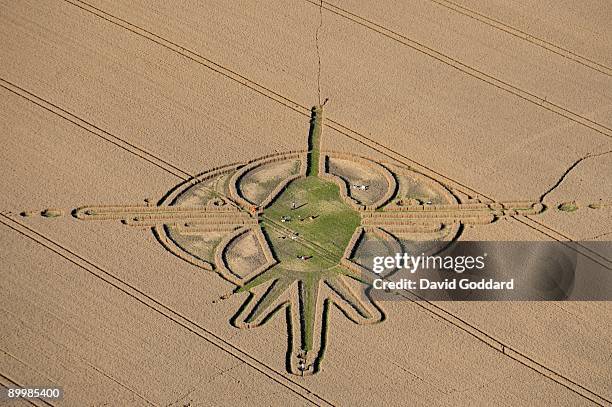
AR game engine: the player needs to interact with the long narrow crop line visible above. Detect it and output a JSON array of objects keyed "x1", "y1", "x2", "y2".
[
  {"x1": 425, "y1": 0, "x2": 612, "y2": 76},
  {"x1": 513, "y1": 216, "x2": 612, "y2": 269},
  {"x1": 0, "y1": 214, "x2": 334, "y2": 407},
  {"x1": 63, "y1": 0, "x2": 310, "y2": 117},
  {"x1": 539, "y1": 150, "x2": 612, "y2": 203},
  {"x1": 398, "y1": 290, "x2": 611, "y2": 406},
  {"x1": 0, "y1": 78, "x2": 193, "y2": 181},
  {"x1": 315, "y1": 0, "x2": 324, "y2": 105},
  {"x1": 303, "y1": 0, "x2": 612, "y2": 140}
]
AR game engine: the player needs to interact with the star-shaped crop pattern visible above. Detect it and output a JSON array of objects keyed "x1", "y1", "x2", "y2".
[{"x1": 72, "y1": 105, "x2": 545, "y2": 374}]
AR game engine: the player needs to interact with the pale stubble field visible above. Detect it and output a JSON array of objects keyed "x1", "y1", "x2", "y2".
[{"x1": 1, "y1": 0, "x2": 610, "y2": 405}]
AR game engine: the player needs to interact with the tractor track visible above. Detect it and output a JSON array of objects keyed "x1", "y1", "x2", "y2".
[
  {"x1": 303, "y1": 0, "x2": 612, "y2": 139},
  {"x1": 0, "y1": 214, "x2": 334, "y2": 407},
  {"x1": 425, "y1": 0, "x2": 612, "y2": 76},
  {"x1": 0, "y1": 79, "x2": 192, "y2": 181}
]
